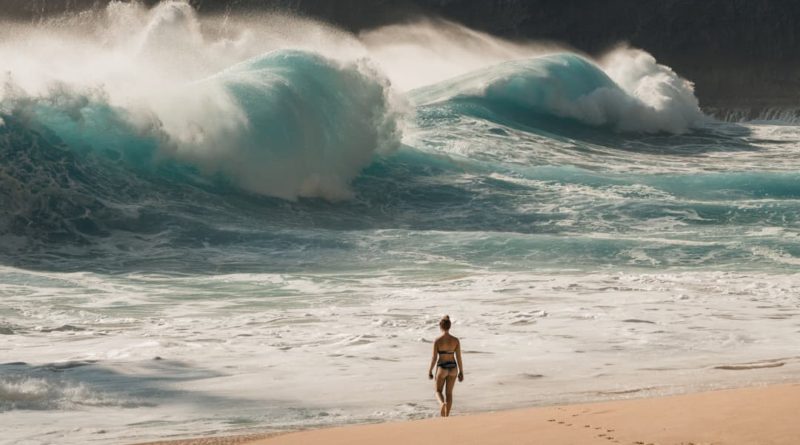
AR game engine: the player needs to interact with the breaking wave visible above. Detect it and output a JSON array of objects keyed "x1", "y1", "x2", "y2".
[
  {"x1": 2, "y1": 0, "x2": 797, "y2": 274},
  {"x1": 411, "y1": 50, "x2": 706, "y2": 134}
]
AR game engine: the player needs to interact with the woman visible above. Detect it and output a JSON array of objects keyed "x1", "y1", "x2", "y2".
[{"x1": 427, "y1": 315, "x2": 464, "y2": 417}]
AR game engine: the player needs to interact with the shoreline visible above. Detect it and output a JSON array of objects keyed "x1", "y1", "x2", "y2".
[{"x1": 135, "y1": 382, "x2": 800, "y2": 445}]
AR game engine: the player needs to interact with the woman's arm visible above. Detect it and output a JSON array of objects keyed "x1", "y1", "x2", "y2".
[
  {"x1": 428, "y1": 340, "x2": 438, "y2": 379},
  {"x1": 456, "y1": 339, "x2": 464, "y2": 381}
]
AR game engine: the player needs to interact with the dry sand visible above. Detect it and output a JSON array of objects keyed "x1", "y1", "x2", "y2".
[{"x1": 138, "y1": 383, "x2": 800, "y2": 445}]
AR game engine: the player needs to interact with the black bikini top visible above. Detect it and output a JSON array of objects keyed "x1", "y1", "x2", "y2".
[{"x1": 438, "y1": 350, "x2": 455, "y2": 355}]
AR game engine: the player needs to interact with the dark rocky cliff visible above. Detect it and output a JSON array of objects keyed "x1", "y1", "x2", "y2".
[{"x1": 3, "y1": 0, "x2": 799, "y2": 112}]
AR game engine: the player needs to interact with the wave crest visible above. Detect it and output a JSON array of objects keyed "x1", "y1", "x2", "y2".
[
  {"x1": 412, "y1": 49, "x2": 706, "y2": 134},
  {"x1": 166, "y1": 50, "x2": 401, "y2": 200}
]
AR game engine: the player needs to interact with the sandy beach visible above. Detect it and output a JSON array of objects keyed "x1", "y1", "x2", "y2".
[{"x1": 138, "y1": 383, "x2": 800, "y2": 445}]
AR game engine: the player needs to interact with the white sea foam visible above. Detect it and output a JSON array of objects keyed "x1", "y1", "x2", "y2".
[{"x1": 2, "y1": 266, "x2": 799, "y2": 444}]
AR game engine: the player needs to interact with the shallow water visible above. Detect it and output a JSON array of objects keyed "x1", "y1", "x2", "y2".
[{"x1": 3, "y1": 268, "x2": 800, "y2": 444}]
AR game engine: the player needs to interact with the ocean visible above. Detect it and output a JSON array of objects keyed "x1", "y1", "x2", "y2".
[{"x1": 2, "y1": 2, "x2": 799, "y2": 444}]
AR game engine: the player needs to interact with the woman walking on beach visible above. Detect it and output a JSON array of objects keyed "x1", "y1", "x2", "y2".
[{"x1": 428, "y1": 315, "x2": 464, "y2": 417}]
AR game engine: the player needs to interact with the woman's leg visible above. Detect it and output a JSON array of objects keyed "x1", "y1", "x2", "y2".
[
  {"x1": 435, "y1": 368, "x2": 447, "y2": 416},
  {"x1": 444, "y1": 369, "x2": 457, "y2": 416}
]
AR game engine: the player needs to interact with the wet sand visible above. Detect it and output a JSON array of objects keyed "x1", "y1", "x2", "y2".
[{"x1": 138, "y1": 383, "x2": 800, "y2": 445}]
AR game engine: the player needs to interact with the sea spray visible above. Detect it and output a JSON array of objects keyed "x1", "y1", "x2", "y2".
[
  {"x1": 359, "y1": 18, "x2": 561, "y2": 91},
  {"x1": 600, "y1": 46, "x2": 706, "y2": 133},
  {"x1": 1, "y1": 1, "x2": 402, "y2": 201}
]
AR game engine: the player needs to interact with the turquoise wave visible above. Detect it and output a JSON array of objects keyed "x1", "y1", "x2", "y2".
[
  {"x1": 1, "y1": 50, "x2": 798, "y2": 272},
  {"x1": 411, "y1": 53, "x2": 704, "y2": 134}
]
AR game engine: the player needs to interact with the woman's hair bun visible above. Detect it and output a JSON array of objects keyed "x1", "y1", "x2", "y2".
[
  {"x1": 443, "y1": 315, "x2": 450, "y2": 320},
  {"x1": 439, "y1": 315, "x2": 452, "y2": 330}
]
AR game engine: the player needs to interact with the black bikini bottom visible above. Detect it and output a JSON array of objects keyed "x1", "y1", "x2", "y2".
[{"x1": 438, "y1": 361, "x2": 458, "y2": 369}]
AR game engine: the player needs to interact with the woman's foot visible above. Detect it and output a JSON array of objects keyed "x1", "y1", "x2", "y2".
[{"x1": 440, "y1": 402, "x2": 447, "y2": 417}]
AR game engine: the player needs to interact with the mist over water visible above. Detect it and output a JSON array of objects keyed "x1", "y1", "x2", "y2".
[{"x1": 2, "y1": 2, "x2": 800, "y2": 444}]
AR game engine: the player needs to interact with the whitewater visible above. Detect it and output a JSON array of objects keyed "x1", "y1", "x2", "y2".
[{"x1": 2, "y1": 2, "x2": 799, "y2": 444}]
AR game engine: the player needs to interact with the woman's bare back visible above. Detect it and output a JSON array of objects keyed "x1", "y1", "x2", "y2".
[{"x1": 435, "y1": 334, "x2": 459, "y2": 358}]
